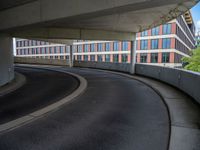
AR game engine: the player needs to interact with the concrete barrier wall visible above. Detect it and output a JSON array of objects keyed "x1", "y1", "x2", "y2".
[
  {"x1": 74, "y1": 61, "x2": 131, "y2": 73},
  {"x1": 135, "y1": 64, "x2": 200, "y2": 104},
  {"x1": 14, "y1": 57, "x2": 69, "y2": 66}
]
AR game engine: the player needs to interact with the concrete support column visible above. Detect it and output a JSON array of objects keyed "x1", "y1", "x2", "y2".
[
  {"x1": 0, "y1": 34, "x2": 14, "y2": 86},
  {"x1": 69, "y1": 45, "x2": 74, "y2": 67},
  {"x1": 130, "y1": 34, "x2": 137, "y2": 74}
]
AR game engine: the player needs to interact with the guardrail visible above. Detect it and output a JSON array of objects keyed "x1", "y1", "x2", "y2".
[
  {"x1": 135, "y1": 64, "x2": 200, "y2": 104},
  {"x1": 14, "y1": 57, "x2": 69, "y2": 66}
]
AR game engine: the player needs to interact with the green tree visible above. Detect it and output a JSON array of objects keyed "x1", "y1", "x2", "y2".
[{"x1": 182, "y1": 47, "x2": 200, "y2": 72}]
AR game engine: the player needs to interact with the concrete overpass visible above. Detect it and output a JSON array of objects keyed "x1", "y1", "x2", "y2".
[{"x1": 0, "y1": 0, "x2": 199, "y2": 86}]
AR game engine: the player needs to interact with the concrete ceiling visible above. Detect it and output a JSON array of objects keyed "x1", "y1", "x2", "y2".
[
  {"x1": 0, "y1": 0, "x2": 199, "y2": 40},
  {"x1": 0, "y1": 0, "x2": 36, "y2": 11}
]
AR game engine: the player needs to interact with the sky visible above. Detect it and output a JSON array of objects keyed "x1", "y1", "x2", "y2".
[{"x1": 191, "y1": 1, "x2": 200, "y2": 32}]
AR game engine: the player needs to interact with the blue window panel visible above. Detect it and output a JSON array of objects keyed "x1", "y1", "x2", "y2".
[
  {"x1": 141, "y1": 31, "x2": 148, "y2": 37},
  {"x1": 91, "y1": 44, "x2": 95, "y2": 52},
  {"x1": 151, "y1": 39, "x2": 159, "y2": 49},
  {"x1": 151, "y1": 27, "x2": 159, "y2": 35},
  {"x1": 163, "y1": 24, "x2": 171, "y2": 34},
  {"x1": 140, "y1": 40, "x2": 148, "y2": 50},
  {"x1": 98, "y1": 43, "x2": 103, "y2": 52},
  {"x1": 162, "y1": 38, "x2": 171, "y2": 49},
  {"x1": 84, "y1": 44, "x2": 89, "y2": 52},
  {"x1": 105, "y1": 54, "x2": 110, "y2": 62},
  {"x1": 78, "y1": 45, "x2": 82, "y2": 52},
  {"x1": 122, "y1": 41, "x2": 128, "y2": 51},
  {"x1": 105, "y1": 43, "x2": 110, "y2": 51},
  {"x1": 113, "y1": 42, "x2": 119, "y2": 51}
]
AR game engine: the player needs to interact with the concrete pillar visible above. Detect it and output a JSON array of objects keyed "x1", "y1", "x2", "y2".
[
  {"x1": 0, "y1": 34, "x2": 14, "y2": 86},
  {"x1": 130, "y1": 35, "x2": 137, "y2": 74},
  {"x1": 69, "y1": 45, "x2": 73, "y2": 67}
]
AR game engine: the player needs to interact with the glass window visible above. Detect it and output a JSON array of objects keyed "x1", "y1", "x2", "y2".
[
  {"x1": 78, "y1": 45, "x2": 82, "y2": 52},
  {"x1": 41, "y1": 48, "x2": 45, "y2": 54},
  {"x1": 84, "y1": 44, "x2": 89, "y2": 52},
  {"x1": 151, "y1": 53, "x2": 158, "y2": 63},
  {"x1": 140, "y1": 40, "x2": 148, "y2": 50},
  {"x1": 113, "y1": 42, "x2": 119, "y2": 51},
  {"x1": 140, "y1": 53, "x2": 147, "y2": 63},
  {"x1": 97, "y1": 55, "x2": 103, "y2": 62},
  {"x1": 91, "y1": 44, "x2": 95, "y2": 52},
  {"x1": 141, "y1": 31, "x2": 148, "y2": 37},
  {"x1": 151, "y1": 39, "x2": 159, "y2": 49},
  {"x1": 113, "y1": 54, "x2": 119, "y2": 63},
  {"x1": 98, "y1": 43, "x2": 103, "y2": 52},
  {"x1": 60, "y1": 56, "x2": 64, "y2": 60},
  {"x1": 65, "y1": 56, "x2": 69, "y2": 60},
  {"x1": 105, "y1": 43, "x2": 110, "y2": 51},
  {"x1": 163, "y1": 24, "x2": 171, "y2": 34},
  {"x1": 105, "y1": 54, "x2": 110, "y2": 62},
  {"x1": 49, "y1": 47, "x2": 53, "y2": 53},
  {"x1": 162, "y1": 53, "x2": 170, "y2": 63},
  {"x1": 162, "y1": 38, "x2": 171, "y2": 49},
  {"x1": 77, "y1": 55, "x2": 82, "y2": 61},
  {"x1": 84, "y1": 55, "x2": 88, "y2": 61},
  {"x1": 90, "y1": 55, "x2": 95, "y2": 61},
  {"x1": 60, "y1": 46, "x2": 64, "y2": 53},
  {"x1": 151, "y1": 27, "x2": 159, "y2": 35},
  {"x1": 122, "y1": 41, "x2": 128, "y2": 51},
  {"x1": 121, "y1": 54, "x2": 128, "y2": 63}
]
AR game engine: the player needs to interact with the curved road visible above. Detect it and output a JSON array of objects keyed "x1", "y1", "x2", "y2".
[
  {"x1": 0, "y1": 66, "x2": 170, "y2": 150},
  {"x1": 0, "y1": 67, "x2": 79, "y2": 124}
]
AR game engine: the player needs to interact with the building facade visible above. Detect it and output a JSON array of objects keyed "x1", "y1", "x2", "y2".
[{"x1": 15, "y1": 12, "x2": 196, "y2": 67}]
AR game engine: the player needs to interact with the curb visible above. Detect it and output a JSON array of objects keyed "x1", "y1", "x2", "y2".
[
  {"x1": 0, "y1": 72, "x2": 26, "y2": 97},
  {"x1": 0, "y1": 66, "x2": 87, "y2": 133}
]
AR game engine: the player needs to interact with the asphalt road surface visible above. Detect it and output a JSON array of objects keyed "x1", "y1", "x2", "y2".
[
  {"x1": 0, "y1": 66, "x2": 170, "y2": 150},
  {"x1": 0, "y1": 66, "x2": 79, "y2": 124}
]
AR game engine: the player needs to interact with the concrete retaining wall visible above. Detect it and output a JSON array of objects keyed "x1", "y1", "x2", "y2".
[
  {"x1": 74, "y1": 61, "x2": 131, "y2": 72},
  {"x1": 135, "y1": 64, "x2": 200, "y2": 104},
  {"x1": 14, "y1": 57, "x2": 69, "y2": 66}
]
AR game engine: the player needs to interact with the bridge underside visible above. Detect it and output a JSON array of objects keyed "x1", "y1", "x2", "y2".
[{"x1": 0, "y1": 0, "x2": 198, "y2": 86}]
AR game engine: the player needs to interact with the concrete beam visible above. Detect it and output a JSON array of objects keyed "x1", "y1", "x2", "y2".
[{"x1": 12, "y1": 28, "x2": 135, "y2": 41}]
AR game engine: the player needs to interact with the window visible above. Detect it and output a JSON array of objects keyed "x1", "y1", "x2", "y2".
[
  {"x1": 113, "y1": 54, "x2": 119, "y2": 63},
  {"x1": 140, "y1": 40, "x2": 148, "y2": 50},
  {"x1": 105, "y1": 43, "x2": 110, "y2": 51},
  {"x1": 84, "y1": 55, "x2": 88, "y2": 61},
  {"x1": 151, "y1": 53, "x2": 158, "y2": 63},
  {"x1": 162, "y1": 53, "x2": 170, "y2": 63},
  {"x1": 60, "y1": 47, "x2": 64, "y2": 53},
  {"x1": 151, "y1": 39, "x2": 159, "y2": 49},
  {"x1": 49, "y1": 47, "x2": 53, "y2": 54},
  {"x1": 140, "y1": 53, "x2": 147, "y2": 63},
  {"x1": 60, "y1": 56, "x2": 64, "y2": 60},
  {"x1": 151, "y1": 27, "x2": 159, "y2": 35},
  {"x1": 122, "y1": 41, "x2": 128, "y2": 51},
  {"x1": 163, "y1": 24, "x2": 171, "y2": 34},
  {"x1": 84, "y1": 44, "x2": 89, "y2": 52},
  {"x1": 78, "y1": 45, "x2": 82, "y2": 52},
  {"x1": 121, "y1": 54, "x2": 128, "y2": 63},
  {"x1": 65, "y1": 56, "x2": 69, "y2": 60},
  {"x1": 90, "y1": 55, "x2": 95, "y2": 61},
  {"x1": 105, "y1": 54, "x2": 110, "y2": 62},
  {"x1": 98, "y1": 43, "x2": 103, "y2": 52},
  {"x1": 77, "y1": 55, "x2": 82, "y2": 61},
  {"x1": 113, "y1": 42, "x2": 119, "y2": 51},
  {"x1": 91, "y1": 44, "x2": 95, "y2": 52},
  {"x1": 97, "y1": 55, "x2": 103, "y2": 62},
  {"x1": 141, "y1": 31, "x2": 148, "y2": 37},
  {"x1": 55, "y1": 56, "x2": 59, "y2": 59},
  {"x1": 162, "y1": 38, "x2": 171, "y2": 49},
  {"x1": 41, "y1": 48, "x2": 45, "y2": 54}
]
